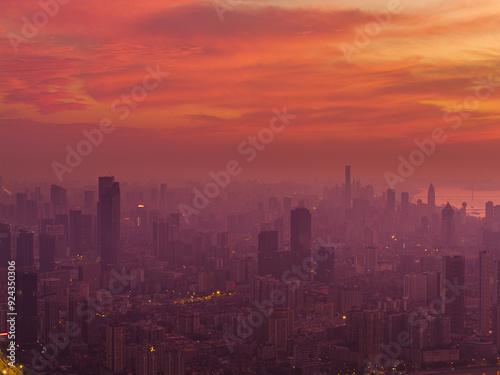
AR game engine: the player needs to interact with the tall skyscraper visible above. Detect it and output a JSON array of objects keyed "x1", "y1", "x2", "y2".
[
  {"x1": 401, "y1": 192, "x2": 409, "y2": 219},
  {"x1": 258, "y1": 230, "x2": 279, "y2": 277},
  {"x1": 428, "y1": 183, "x2": 436, "y2": 214},
  {"x1": 442, "y1": 255, "x2": 465, "y2": 333},
  {"x1": 290, "y1": 207, "x2": 311, "y2": 263},
  {"x1": 15, "y1": 192, "x2": 27, "y2": 225},
  {"x1": 98, "y1": 177, "x2": 120, "y2": 270},
  {"x1": 440, "y1": 203, "x2": 455, "y2": 247},
  {"x1": 50, "y1": 184, "x2": 67, "y2": 215},
  {"x1": 106, "y1": 324, "x2": 125, "y2": 372},
  {"x1": 345, "y1": 165, "x2": 351, "y2": 208},
  {"x1": 16, "y1": 271, "x2": 37, "y2": 346},
  {"x1": 17, "y1": 229, "x2": 34, "y2": 268},
  {"x1": 386, "y1": 188, "x2": 396, "y2": 213},
  {"x1": 479, "y1": 250, "x2": 491, "y2": 337},
  {"x1": 0, "y1": 223, "x2": 11, "y2": 268},
  {"x1": 69, "y1": 209, "x2": 83, "y2": 256}
]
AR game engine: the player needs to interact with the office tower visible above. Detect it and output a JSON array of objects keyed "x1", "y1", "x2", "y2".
[
  {"x1": 0, "y1": 223, "x2": 10, "y2": 268},
  {"x1": 345, "y1": 165, "x2": 351, "y2": 208},
  {"x1": 39, "y1": 234, "x2": 56, "y2": 272},
  {"x1": 15, "y1": 192, "x2": 27, "y2": 225},
  {"x1": 50, "y1": 184, "x2": 66, "y2": 214},
  {"x1": 479, "y1": 250, "x2": 491, "y2": 337},
  {"x1": 401, "y1": 192, "x2": 409, "y2": 219},
  {"x1": 55, "y1": 213, "x2": 69, "y2": 246},
  {"x1": 17, "y1": 229, "x2": 34, "y2": 268},
  {"x1": 268, "y1": 308, "x2": 290, "y2": 348},
  {"x1": 160, "y1": 183, "x2": 167, "y2": 213},
  {"x1": 386, "y1": 188, "x2": 396, "y2": 213},
  {"x1": 98, "y1": 176, "x2": 120, "y2": 270},
  {"x1": 69, "y1": 210, "x2": 83, "y2": 256},
  {"x1": 16, "y1": 272, "x2": 37, "y2": 346},
  {"x1": 442, "y1": 255, "x2": 465, "y2": 333},
  {"x1": 440, "y1": 203, "x2": 455, "y2": 247},
  {"x1": 81, "y1": 213, "x2": 94, "y2": 250},
  {"x1": 258, "y1": 230, "x2": 279, "y2": 277},
  {"x1": 428, "y1": 183, "x2": 436, "y2": 214},
  {"x1": 291, "y1": 207, "x2": 311, "y2": 263},
  {"x1": 106, "y1": 324, "x2": 125, "y2": 372},
  {"x1": 486, "y1": 201, "x2": 494, "y2": 227},
  {"x1": 84, "y1": 190, "x2": 94, "y2": 214},
  {"x1": 153, "y1": 220, "x2": 169, "y2": 261},
  {"x1": 42, "y1": 298, "x2": 59, "y2": 343}
]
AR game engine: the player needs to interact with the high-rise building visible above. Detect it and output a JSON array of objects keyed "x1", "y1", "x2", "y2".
[
  {"x1": 17, "y1": 229, "x2": 34, "y2": 268},
  {"x1": 106, "y1": 324, "x2": 125, "y2": 372},
  {"x1": 69, "y1": 210, "x2": 82, "y2": 256},
  {"x1": 291, "y1": 207, "x2": 311, "y2": 263},
  {"x1": 401, "y1": 192, "x2": 409, "y2": 219},
  {"x1": 428, "y1": 183, "x2": 436, "y2": 214},
  {"x1": 98, "y1": 177, "x2": 120, "y2": 270},
  {"x1": 15, "y1": 192, "x2": 27, "y2": 225},
  {"x1": 50, "y1": 184, "x2": 66, "y2": 215},
  {"x1": 39, "y1": 234, "x2": 56, "y2": 272},
  {"x1": 386, "y1": 188, "x2": 396, "y2": 214},
  {"x1": 345, "y1": 165, "x2": 351, "y2": 208},
  {"x1": 16, "y1": 272, "x2": 37, "y2": 346},
  {"x1": 479, "y1": 250, "x2": 491, "y2": 337},
  {"x1": 258, "y1": 230, "x2": 279, "y2": 277},
  {"x1": 0, "y1": 223, "x2": 10, "y2": 268},
  {"x1": 442, "y1": 255, "x2": 465, "y2": 333},
  {"x1": 440, "y1": 203, "x2": 455, "y2": 248}
]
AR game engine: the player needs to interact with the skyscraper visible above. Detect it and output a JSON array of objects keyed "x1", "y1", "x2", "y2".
[
  {"x1": 0, "y1": 223, "x2": 10, "y2": 268},
  {"x1": 17, "y1": 229, "x2": 34, "y2": 268},
  {"x1": 258, "y1": 230, "x2": 279, "y2": 277},
  {"x1": 16, "y1": 271, "x2": 37, "y2": 346},
  {"x1": 479, "y1": 250, "x2": 491, "y2": 337},
  {"x1": 345, "y1": 165, "x2": 351, "y2": 208},
  {"x1": 106, "y1": 324, "x2": 125, "y2": 372},
  {"x1": 15, "y1": 192, "x2": 27, "y2": 225},
  {"x1": 442, "y1": 255, "x2": 465, "y2": 333},
  {"x1": 428, "y1": 183, "x2": 436, "y2": 214},
  {"x1": 440, "y1": 203, "x2": 455, "y2": 247},
  {"x1": 98, "y1": 177, "x2": 120, "y2": 270},
  {"x1": 401, "y1": 192, "x2": 409, "y2": 220},
  {"x1": 290, "y1": 207, "x2": 311, "y2": 263}
]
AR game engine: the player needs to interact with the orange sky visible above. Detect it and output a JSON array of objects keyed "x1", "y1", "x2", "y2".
[{"x1": 1, "y1": 0, "x2": 500, "y2": 187}]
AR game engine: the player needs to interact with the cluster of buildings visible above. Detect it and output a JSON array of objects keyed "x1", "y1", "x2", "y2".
[{"x1": 0, "y1": 169, "x2": 500, "y2": 374}]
